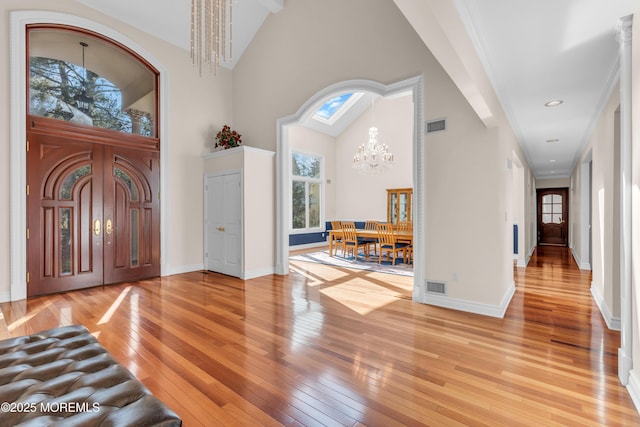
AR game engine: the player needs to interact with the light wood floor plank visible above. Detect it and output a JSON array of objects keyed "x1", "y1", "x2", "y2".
[{"x1": 0, "y1": 246, "x2": 637, "y2": 425}]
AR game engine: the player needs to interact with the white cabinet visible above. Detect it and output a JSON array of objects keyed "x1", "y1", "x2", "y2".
[{"x1": 203, "y1": 146, "x2": 275, "y2": 279}]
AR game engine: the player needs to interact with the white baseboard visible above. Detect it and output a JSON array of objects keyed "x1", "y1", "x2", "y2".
[
  {"x1": 0, "y1": 291, "x2": 13, "y2": 304},
  {"x1": 422, "y1": 281, "x2": 516, "y2": 318},
  {"x1": 571, "y1": 247, "x2": 591, "y2": 270},
  {"x1": 627, "y1": 369, "x2": 640, "y2": 415},
  {"x1": 591, "y1": 283, "x2": 621, "y2": 331},
  {"x1": 243, "y1": 267, "x2": 276, "y2": 280},
  {"x1": 164, "y1": 263, "x2": 204, "y2": 276}
]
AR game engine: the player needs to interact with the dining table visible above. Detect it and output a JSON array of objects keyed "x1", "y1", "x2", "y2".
[{"x1": 328, "y1": 228, "x2": 413, "y2": 257}]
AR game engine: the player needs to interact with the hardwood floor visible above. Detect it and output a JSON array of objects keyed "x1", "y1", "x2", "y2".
[{"x1": 0, "y1": 246, "x2": 638, "y2": 426}]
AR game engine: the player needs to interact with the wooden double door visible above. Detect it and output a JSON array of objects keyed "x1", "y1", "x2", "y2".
[{"x1": 27, "y1": 119, "x2": 160, "y2": 296}]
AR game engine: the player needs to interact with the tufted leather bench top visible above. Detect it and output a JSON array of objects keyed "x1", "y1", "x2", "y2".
[{"x1": 0, "y1": 325, "x2": 181, "y2": 426}]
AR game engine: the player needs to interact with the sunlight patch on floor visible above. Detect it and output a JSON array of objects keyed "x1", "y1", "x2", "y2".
[
  {"x1": 98, "y1": 286, "x2": 131, "y2": 325},
  {"x1": 320, "y1": 279, "x2": 402, "y2": 315},
  {"x1": 8, "y1": 301, "x2": 51, "y2": 332},
  {"x1": 290, "y1": 261, "x2": 349, "y2": 285}
]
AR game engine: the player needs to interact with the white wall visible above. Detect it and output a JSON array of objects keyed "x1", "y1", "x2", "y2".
[
  {"x1": 335, "y1": 94, "x2": 413, "y2": 222},
  {"x1": 572, "y1": 84, "x2": 621, "y2": 327},
  {"x1": 232, "y1": 0, "x2": 531, "y2": 315},
  {"x1": 537, "y1": 178, "x2": 571, "y2": 189}
]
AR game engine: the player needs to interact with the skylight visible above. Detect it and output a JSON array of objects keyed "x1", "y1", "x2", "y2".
[{"x1": 312, "y1": 92, "x2": 364, "y2": 125}]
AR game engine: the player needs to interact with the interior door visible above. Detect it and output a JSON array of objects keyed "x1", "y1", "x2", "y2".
[
  {"x1": 537, "y1": 188, "x2": 569, "y2": 246},
  {"x1": 205, "y1": 172, "x2": 242, "y2": 277},
  {"x1": 27, "y1": 127, "x2": 160, "y2": 296}
]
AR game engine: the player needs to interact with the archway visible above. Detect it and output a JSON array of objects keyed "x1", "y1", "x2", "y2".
[{"x1": 275, "y1": 76, "x2": 425, "y2": 300}]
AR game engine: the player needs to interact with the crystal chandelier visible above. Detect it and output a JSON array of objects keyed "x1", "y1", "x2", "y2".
[
  {"x1": 191, "y1": 0, "x2": 233, "y2": 74},
  {"x1": 353, "y1": 127, "x2": 394, "y2": 174},
  {"x1": 353, "y1": 96, "x2": 394, "y2": 174}
]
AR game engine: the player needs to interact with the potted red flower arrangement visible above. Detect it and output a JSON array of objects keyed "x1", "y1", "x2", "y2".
[{"x1": 215, "y1": 125, "x2": 242, "y2": 149}]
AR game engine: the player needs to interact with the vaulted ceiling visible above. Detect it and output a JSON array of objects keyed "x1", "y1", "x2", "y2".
[{"x1": 73, "y1": 0, "x2": 638, "y2": 179}]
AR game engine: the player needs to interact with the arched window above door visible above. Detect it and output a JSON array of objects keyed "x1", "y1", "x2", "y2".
[{"x1": 28, "y1": 26, "x2": 158, "y2": 137}]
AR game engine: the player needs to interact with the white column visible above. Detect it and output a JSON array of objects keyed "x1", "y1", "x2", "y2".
[{"x1": 617, "y1": 14, "x2": 633, "y2": 386}]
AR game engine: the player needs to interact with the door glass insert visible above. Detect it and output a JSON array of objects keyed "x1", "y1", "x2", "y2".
[
  {"x1": 542, "y1": 194, "x2": 563, "y2": 224},
  {"x1": 28, "y1": 27, "x2": 158, "y2": 137},
  {"x1": 114, "y1": 167, "x2": 139, "y2": 201},
  {"x1": 131, "y1": 209, "x2": 139, "y2": 267},
  {"x1": 60, "y1": 165, "x2": 91, "y2": 200},
  {"x1": 60, "y1": 207, "x2": 72, "y2": 275}
]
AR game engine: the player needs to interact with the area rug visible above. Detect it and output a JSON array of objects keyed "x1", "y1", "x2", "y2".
[{"x1": 290, "y1": 250, "x2": 413, "y2": 277}]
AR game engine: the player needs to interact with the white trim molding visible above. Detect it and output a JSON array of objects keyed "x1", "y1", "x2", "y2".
[
  {"x1": 590, "y1": 283, "x2": 621, "y2": 331},
  {"x1": 616, "y1": 14, "x2": 633, "y2": 386},
  {"x1": 572, "y1": 247, "x2": 592, "y2": 271},
  {"x1": 424, "y1": 281, "x2": 516, "y2": 318},
  {"x1": 9, "y1": 11, "x2": 169, "y2": 302},
  {"x1": 628, "y1": 369, "x2": 640, "y2": 413}
]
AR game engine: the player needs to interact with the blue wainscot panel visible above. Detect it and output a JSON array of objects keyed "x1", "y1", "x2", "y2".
[
  {"x1": 288, "y1": 221, "x2": 366, "y2": 247},
  {"x1": 289, "y1": 232, "x2": 326, "y2": 246}
]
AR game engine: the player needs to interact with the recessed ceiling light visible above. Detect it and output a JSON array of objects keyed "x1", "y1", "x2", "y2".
[
  {"x1": 550, "y1": 171, "x2": 556, "y2": 174},
  {"x1": 549, "y1": 159, "x2": 556, "y2": 163},
  {"x1": 546, "y1": 138, "x2": 560, "y2": 143},
  {"x1": 545, "y1": 100, "x2": 564, "y2": 107}
]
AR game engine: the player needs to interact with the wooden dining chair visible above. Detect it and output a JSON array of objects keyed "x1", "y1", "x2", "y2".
[
  {"x1": 330, "y1": 220, "x2": 344, "y2": 256},
  {"x1": 398, "y1": 222, "x2": 413, "y2": 263},
  {"x1": 376, "y1": 222, "x2": 409, "y2": 265},
  {"x1": 362, "y1": 220, "x2": 379, "y2": 255},
  {"x1": 341, "y1": 221, "x2": 371, "y2": 260},
  {"x1": 396, "y1": 221, "x2": 412, "y2": 232},
  {"x1": 395, "y1": 221, "x2": 413, "y2": 246}
]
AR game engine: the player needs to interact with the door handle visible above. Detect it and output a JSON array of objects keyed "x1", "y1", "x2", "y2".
[
  {"x1": 106, "y1": 219, "x2": 115, "y2": 235},
  {"x1": 94, "y1": 219, "x2": 101, "y2": 236},
  {"x1": 217, "y1": 226, "x2": 225, "y2": 232}
]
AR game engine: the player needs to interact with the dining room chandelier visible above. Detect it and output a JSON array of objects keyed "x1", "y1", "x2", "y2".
[
  {"x1": 352, "y1": 127, "x2": 394, "y2": 174},
  {"x1": 352, "y1": 96, "x2": 394, "y2": 174},
  {"x1": 191, "y1": 0, "x2": 233, "y2": 74}
]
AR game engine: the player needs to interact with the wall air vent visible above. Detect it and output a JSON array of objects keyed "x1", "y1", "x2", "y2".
[
  {"x1": 426, "y1": 281, "x2": 447, "y2": 295},
  {"x1": 426, "y1": 118, "x2": 447, "y2": 133}
]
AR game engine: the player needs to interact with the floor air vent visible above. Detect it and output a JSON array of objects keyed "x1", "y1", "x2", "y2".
[
  {"x1": 426, "y1": 281, "x2": 447, "y2": 295},
  {"x1": 426, "y1": 119, "x2": 446, "y2": 133}
]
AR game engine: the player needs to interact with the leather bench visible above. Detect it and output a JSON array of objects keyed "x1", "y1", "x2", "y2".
[{"x1": 0, "y1": 325, "x2": 181, "y2": 426}]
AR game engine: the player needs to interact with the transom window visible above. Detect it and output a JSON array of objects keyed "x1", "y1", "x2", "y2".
[
  {"x1": 28, "y1": 27, "x2": 158, "y2": 137},
  {"x1": 291, "y1": 152, "x2": 323, "y2": 231}
]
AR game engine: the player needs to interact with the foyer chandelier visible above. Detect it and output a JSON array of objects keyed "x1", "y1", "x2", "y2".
[
  {"x1": 73, "y1": 42, "x2": 92, "y2": 113},
  {"x1": 191, "y1": 0, "x2": 233, "y2": 74},
  {"x1": 352, "y1": 97, "x2": 394, "y2": 174}
]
